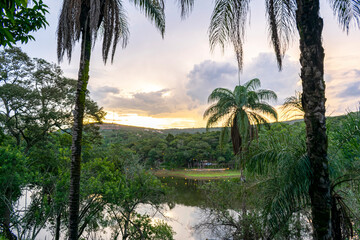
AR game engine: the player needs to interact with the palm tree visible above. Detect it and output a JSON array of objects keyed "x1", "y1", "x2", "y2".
[
  {"x1": 280, "y1": 91, "x2": 304, "y2": 120},
  {"x1": 204, "y1": 78, "x2": 277, "y2": 180},
  {"x1": 57, "y1": 1, "x2": 165, "y2": 239},
  {"x1": 247, "y1": 114, "x2": 360, "y2": 239},
  {"x1": 179, "y1": 0, "x2": 360, "y2": 238}
]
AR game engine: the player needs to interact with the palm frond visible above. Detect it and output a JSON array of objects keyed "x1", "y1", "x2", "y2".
[
  {"x1": 249, "y1": 103, "x2": 278, "y2": 121},
  {"x1": 209, "y1": 0, "x2": 250, "y2": 71},
  {"x1": 243, "y1": 78, "x2": 261, "y2": 91},
  {"x1": 58, "y1": 0, "x2": 164, "y2": 64},
  {"x1": 247, "y1": 149, "x2": 287, "y2": 175},
  {"x1": 101, "y1": 0, "x2": 130, "y2": 63},
  {"x1": 57, "y1": 0, "x2": 83, "y2": 62},
  {"x1": 257, "y1": 154, "x2": 311, "y2": 238},
  {"x1": 130, "y1": 0, "x2": 165, "y2": 37},
  {"x1": 176, "y1": 0, "x2": 195, "y2": 19},
  {"x1": 204, "y1": 80, "x2": 277, "y2": 157},
  {"x1": 255, "y1": 89, "x2": 278, "y2": 102},
  {"x1": 205, "y1": 106, "x2": 235, "y2": 129},
  {"x1": 203, "y1": 100, "x2": 235, "y2": 120},
  {"x1": 329, "y1": 0, "x2": 360, "y2": 33},
  {"x1": 248, "y1": 111, "x2": 270, "y2": 128},
  {"x1": 207, "y1": 87, "x2": 234, "y2": 103},
  {"x1": 265, "y1": 0, "x2": 296, "y2": 69},
  {"x1": 331, "y1": 190, "x2": 355, "y2": 239},
  {"x1": 280, "y1": 91, "x2": 304, "y2": 120}
]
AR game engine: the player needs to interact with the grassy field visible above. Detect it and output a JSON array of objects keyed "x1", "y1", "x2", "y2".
[{"x1": 153, "y1": 169, "x2": 241, "y2": 179}]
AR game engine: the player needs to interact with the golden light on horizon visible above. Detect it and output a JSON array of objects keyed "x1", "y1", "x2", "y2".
[{"x1": 104, "y1": 111, "x2": 201, "y2": 129}]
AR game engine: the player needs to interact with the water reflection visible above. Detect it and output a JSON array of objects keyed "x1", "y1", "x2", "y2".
[
  {"x1": 17, "y1": 177, "x2": 218, "y2": 240},
  {"x1": 138, "y1": 204, "x2": 212, "y2": 240},
  {"x1": 156, "y1": 177, "x2": 218, "y2": 240},
  {"x1": 160, "y1": 177, "x2": 210, "y2": 207}
]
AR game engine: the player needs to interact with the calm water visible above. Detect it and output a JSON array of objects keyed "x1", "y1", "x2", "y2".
[
  {"x1": 151, "y1": 176, "x2": 216, "y2": 240},
  {"x1": 17, "y1": 177, "x2": 220, "y2": 240}
]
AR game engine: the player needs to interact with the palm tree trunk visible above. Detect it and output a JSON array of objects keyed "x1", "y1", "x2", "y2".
[
  {"x1": 68, "y1": 19, "x2": 92, "y2": 240},
  {"x1": 55, "y1": 210, "x2": 61, "y2": 240},
  {"x1": 295, "y1": 1, "x2": 331, "y2": 239},
  {"x1": 331, "y1": 196, "x2": 341, "y2": 239}
]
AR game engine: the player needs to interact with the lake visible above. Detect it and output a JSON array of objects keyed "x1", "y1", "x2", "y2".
[
  {"x1": 16, "y1": 177, "x2": 224, "y2": 240},
  {"x1": 144, "y1": 176, "x2": 217, "y2": 240}
]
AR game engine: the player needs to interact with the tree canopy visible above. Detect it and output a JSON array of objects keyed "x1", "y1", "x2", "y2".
[{"x1": 0, "y1": 0, "x2": 48, "y2": 47}]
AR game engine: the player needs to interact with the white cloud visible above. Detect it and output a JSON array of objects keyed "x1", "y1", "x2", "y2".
[
  {"x1": 185, "y1": 53, "x2": 301, "y2": 105},
  {"x1": 186, "y1": 60, "x2": 238, "y2": 103}
]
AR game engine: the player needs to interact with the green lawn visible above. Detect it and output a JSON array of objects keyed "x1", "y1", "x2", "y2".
[{"x1": 153, "y1": 169, "x2": 241, "y2": 179}]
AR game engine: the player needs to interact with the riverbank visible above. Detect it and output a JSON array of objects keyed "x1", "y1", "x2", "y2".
[{"x1": 153, "y1": 169, "x2": 241, "y2": 179}]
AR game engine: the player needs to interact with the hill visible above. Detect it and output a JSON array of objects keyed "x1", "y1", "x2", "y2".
[{"x1": 97, "y1": 113, "x2": 352, "y2": 135}]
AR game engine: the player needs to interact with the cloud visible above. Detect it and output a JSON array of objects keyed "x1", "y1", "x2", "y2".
[
  {"x1": 186, "y1": 60, "x2": 238, "y2": 103},
  {"x1": 325, "y1": 67, "x2": 360, "y2": 114},
  {"x1": 241, "y1": 53, "x2": 300, "y2": 103},
  {"x1": 96, "y1": 86, "x2": 120, "y2": 94},
  {"x1": 337, "y1": 82, "x2": 360, "y2": 98},
  {"x1": 186, "y1": 53, "x2": 300, "y2": 104},
  {"x1": 89, "y1": 85, "x2": 121, "y2": 104},
  {"x1": 91, "y1": 88, "x2": 183, "y2": 115}
]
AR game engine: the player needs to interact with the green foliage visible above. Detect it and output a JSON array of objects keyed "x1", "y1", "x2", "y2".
[
  {"x1": 127, "y1": 215, "x2": 174, "y2": 240},
  {"x1": 80, "y1": 149, "x2": 171, "y2": 239},
  {"x1": 327, "y1": 110, "x2": 360, "y2": 238},
  {"x1": 280, "y1": 91, "x2": 304, "y2": 120},
  {"x1": 244, "y1": 113, "x2": 360, "y2": 239},
  {"x1": 197, "y1": 179, "x2": 264, "y2": 239},
  {"x1": 102, "y1": 127, "x2": 234, "y2": 169},
  {"x1": 0, "y1": 0, "x2": 48, "y2": 47},
  {"x1": 194, "y1": 112, "x2": 360, "y2": 239},
  {"x1": 0, "y1": 48, "x2": 105, "y2": 150},
  {"x1": 204, "y1": 78, "x2": 277, "y2": 156},
  {"x1": 0, "y1": 145, "x2": 27, "y2": 238},
  {"x1": 0, "y1": 145, "x2": 27, "y2": 209}
]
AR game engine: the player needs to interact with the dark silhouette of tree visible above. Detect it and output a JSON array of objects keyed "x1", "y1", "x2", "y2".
[
  {"x1": 179, "y1": 0, "x2": 360, "y2": 237},
  {"x1": 56, "y1": 0, "x2": 165, "y2": 239}
]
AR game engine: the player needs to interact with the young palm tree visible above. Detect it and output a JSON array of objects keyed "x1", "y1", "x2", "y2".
[
  {"x1": 57, "y1": 1, "x2": 165, "y2": 239},
  {"x1": 247, "y1": 115, "x2": 360, "y2": 239},
  {"x1": 280, "y1": 91, "x2": 304, "y2": 120},
  {"x1": 180, "y1": 0, "x2": 360, "y2": 238},
  {"x1": 204, "y1": 78, "x2": 277, "y2": 180}
]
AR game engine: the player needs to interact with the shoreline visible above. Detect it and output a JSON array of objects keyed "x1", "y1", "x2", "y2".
[{"x1": 152, "y1": 169, "x2": 241, "y2": 180}]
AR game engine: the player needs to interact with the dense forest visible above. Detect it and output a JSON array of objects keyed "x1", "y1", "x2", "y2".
[
  {"x1": 1, "y1": 47, "x2": 359, "y2": 239},
  {"x1": 1, "y1": 0, "x2": 360, "y2": 239}
]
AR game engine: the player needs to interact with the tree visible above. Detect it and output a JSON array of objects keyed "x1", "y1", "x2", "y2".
[
  {"x1": 247, "y1": 117, "x2": 360, "y2": 239},
  {"x1": 195, "y1": 179, "x2": 264, "y2": 239},
  {"x1": 203, "y1": 78, "x2": 277, "y2": 180},
  {"x1": 56, "y1": 0, "x2": 165, "y2": 238},
  {"x1": 0, "y1": 145, "x2": 27, "y2": 240},
  {"x1": 0, "y1": 0, "x2": 48, "y2": 47},
  {"x1": 83, "y1": 148, "x2": 171, "y2": 240},
  {"x1": 179, "y1": 0, "x2": 360, "y2": 237},
  {"x1": 0, "y1": 48, "x2": 105, "y2": 151},
  {"x1": 280, "y1": 91, "x2": 304, "y2": 120}
]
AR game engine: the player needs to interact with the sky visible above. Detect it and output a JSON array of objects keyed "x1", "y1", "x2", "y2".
[{"x1": 18, "y1": 0, "x2": 360, "y2": 129}]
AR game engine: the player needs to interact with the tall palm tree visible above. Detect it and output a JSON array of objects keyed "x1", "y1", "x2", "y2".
[
  {"x1": 57, "y1": 1, "x2": 165, "y2": 239},
  {"x1": 204, "y1": 78, "x2": 277, "y2": 180},
  {"x1": 179, "y1": 0, "x2": 360, "y2": 238}
]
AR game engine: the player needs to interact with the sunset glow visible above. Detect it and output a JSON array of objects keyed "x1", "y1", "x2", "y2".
[
  {"x1": 19, "y1": 1, "x2": 360, "y2": 130},
  {"x1": 104, "y1": 112, "x2": 199, "y2": 129}
]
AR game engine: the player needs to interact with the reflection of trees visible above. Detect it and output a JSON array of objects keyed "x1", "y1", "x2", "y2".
[{"x1": 159, "y1": 177, "x2": 242, "y2": 209}]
